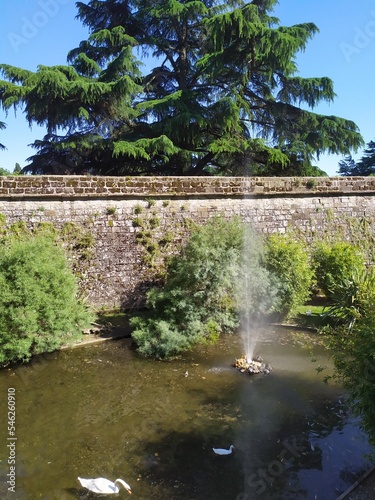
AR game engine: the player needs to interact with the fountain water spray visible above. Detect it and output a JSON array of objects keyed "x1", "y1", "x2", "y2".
[
  {"x1": 239, "y1": 225, "x2": 264, "y2": 360},
  {"x1": 242, "y1": 272, "x2": 258, "y2": 362},
  {"x1": 235, "y1": 224, "x2": 274, "y2": 375}
]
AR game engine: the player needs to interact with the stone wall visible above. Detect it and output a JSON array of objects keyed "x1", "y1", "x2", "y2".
[{"x1": 0, "y1": 176, "x2": 374, "y2": 309}]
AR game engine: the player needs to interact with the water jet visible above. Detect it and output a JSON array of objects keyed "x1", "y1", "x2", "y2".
[{"x1": 236, "y1": 224, "x2": 275, "y2": 374}]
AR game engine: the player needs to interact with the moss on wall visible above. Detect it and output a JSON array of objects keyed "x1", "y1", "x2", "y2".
[{"x1": 0, "y1": 176, "x2": 375, "y2": 309}]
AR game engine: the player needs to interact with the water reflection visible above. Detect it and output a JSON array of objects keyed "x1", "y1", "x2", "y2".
[{"x1": 0, "y1": 328, "x2": 372, "y2": 499}]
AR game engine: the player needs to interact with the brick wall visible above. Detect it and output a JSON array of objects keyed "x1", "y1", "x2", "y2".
[{"x1": 0, "y1": 176, "x2": 374, "y2": 309}]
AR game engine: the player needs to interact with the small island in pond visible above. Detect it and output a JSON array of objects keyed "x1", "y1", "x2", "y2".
[{"x1": 233, "y1": 355, "x2": 272, "y2": 375}]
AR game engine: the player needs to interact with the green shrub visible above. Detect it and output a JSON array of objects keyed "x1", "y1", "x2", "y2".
[
  {"x1": 131, "y1": 318, "x2": 199, "y2": 358},
  {"x1": 0, "y1": 235, "x2": 94, "y2": 366},
  {"x1": 320, "y1": 315, "x2": 375, "y2": 450},
  {"x1": 131, "y1": 218, "x2": 277, "y2": 358},
  {"x1": 312, "y1": 241, "x2": 365, "y2": 298},
  {"x1": 318, "y1": 261, "x2": 375, "y2": 452},
  {"x1": 131, "y1": 217, "x2": 245, "y2": 357},
  {"x1": 324, "y1": 267, "x2": 375, "y2": 328},
  {"x1": 264, "y1": 233, "x2": 314, "y2": 317}
]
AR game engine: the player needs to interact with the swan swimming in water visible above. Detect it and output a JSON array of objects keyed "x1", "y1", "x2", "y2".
[
  {"x1": 78, "y1": 476, "x2": 132, "y2": 494},
  {"x1": 212, "y1": 445, "x2": 235, "y2": 455}
]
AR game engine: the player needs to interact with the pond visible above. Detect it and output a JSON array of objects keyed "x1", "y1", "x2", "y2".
[{"x1": 0, "y1": 327, "x2": 373, "y2": 499}]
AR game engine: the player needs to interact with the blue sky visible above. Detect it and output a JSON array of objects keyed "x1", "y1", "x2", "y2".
[{"x1": 0, "y1": 0, "x2": 374, "y2": 175}]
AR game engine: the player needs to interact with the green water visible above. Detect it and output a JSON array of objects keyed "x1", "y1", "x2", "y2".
[{"x1": 0, "y1": 327, "x2": 372, "y2": 499}]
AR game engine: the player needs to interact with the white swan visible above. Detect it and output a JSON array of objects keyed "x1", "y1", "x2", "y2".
[
  {"x1": 78, "y1": 477, "x2": 132, "y2": 494},
  {"x1": 212, "y1": 445, "x2": 234, "y2": 455}
]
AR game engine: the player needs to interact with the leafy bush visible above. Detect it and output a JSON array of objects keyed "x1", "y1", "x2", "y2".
[
  {"x1": 311, "y1": 241, "x2": 365, "y2": 298},
  {"x1": 320, "y1": 315, "x2": 375, "y2": 450},
  {"x1": 319, "y1": 267, "x2": 375, "y2": 450},
  {"x1": 131, "y1": 217, "x2": 244, "y2": 357},
  {"x1": 324, "y1": 267, "x2": 375, "y2": 329},
  {"x1": 131, "y1": 218, "x2": 279, "y2": 358},
  {"x1": 134, "y1": 219, "x2": 375, "y2": 357},
  {"x1": 131, "y1": 223, "x2": 372, "y2": 358},
  {"x1": 264, "y1": 233, "x2": 314, "y2": 318},
  {"x1": 0, "y1": 235, "x2": 94, "y2": 365}
]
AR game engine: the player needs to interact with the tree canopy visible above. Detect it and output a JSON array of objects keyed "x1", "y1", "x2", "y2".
[
  {"x1": 338, "y1": 140, "x2": 375, "y2": 176},
  {"x1": 0, "y1": 0, "x2": 364, "y2": 176},
  {"x1": 0, "y1": 121, "x2": 5, "y2": 151}
]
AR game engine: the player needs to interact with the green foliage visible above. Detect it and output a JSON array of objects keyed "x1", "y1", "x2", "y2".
[
  {"x1": 13, "y1": 163, "x2": 22, "y2": 174},
  {"x1": 132, "y1": 217, "x2": 144, "y2": 228},
  {"x1": 131, "y1": 217, "x2": 245, "y2": 357},
  {"x1": 338, "y1": 155, "x2": 358, "y2": 176},
  {"x1": 324, "y1": 267, "x2": 375, "y2": 328},
  {"x1": 131, "y1": 217, "x2": 326, "y2": 357},
  {"x1": 338, "y1": 140, "x2": 375, "y2": 176},
  {"x1": 0, "y1": 120, "x2": 5, "y2": 150},
  {"x1": 7, "y1": 220, "x2": 29, "y2": 239},
  {"x1": 0, "y1": 1, "x2": 363, "y2": 175},
  {"x1": 159, "y1": 231, "x2": 175, "y2": 247},
  {"x1": 0, "y1": 163, "x2": 23, "y2": 176},
  {"x1": 132, "y1": 207, "x2": 174, "y2": 272},
  {"x1": 264, "y1": 233, "x2": 314, "y2": 317},
  {"x1": 0, "y1": 234, "x2": 94, "y2": 365},
  {"x1": 132, "y1": 217, "x2": 302, "y2": 357},
  {"x1": 60, "y1": 222, "x2": 95, "y2": 262},
  {"x1": 148, "y1": 216, "x2": 160, "y2": 229},
  {"x1": 320, "y1": 312, "x2": 375, "y2": 449},
  {"x1": 311, "y1": 241, "x2": 365, "y2": 298},
  {"x1": 133, "y1": 204, "x2": 143, "y2": 214},
  {"x1": 346, "y1": 216, "x2": 375, "y2": 264},
  {"x1": 318, "y1": 257, "x2": 375, "y2": 450},
  {"x1": 61, "y1": 221, "x2": 82, "y2": 239},
  {"x1": 35, "y1": 221, "x2": 58, "y2": 239}
]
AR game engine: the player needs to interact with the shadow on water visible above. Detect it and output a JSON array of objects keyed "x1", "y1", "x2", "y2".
[{"x1": 0, "y1": 328, "x2": 373, "y2": 499}]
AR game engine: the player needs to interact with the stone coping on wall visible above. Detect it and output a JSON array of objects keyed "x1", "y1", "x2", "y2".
[{"x1": 0, "y1": 175, "x2": 375, "y2": 199}]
